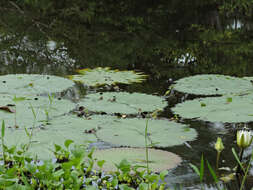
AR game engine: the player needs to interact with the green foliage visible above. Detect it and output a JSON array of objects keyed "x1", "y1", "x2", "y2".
[
  {"x1": 190, "y1": 154, "x2": 204, "y2": 183},
  {"x1": 0, "y1": 74, "x2": 74, "y2": 95},
  {"x1": 0, "y1": 138, "x2": 168, "y2": 189},
  {"x1": 79, "y1": 92, "x2": 167, "y2": 114},
  {"x1": 173, "y1": 74, "x2": 253, "y2": 96},
  {"x1": 70, "y1": 67, "x2": 147, "y2": 86}
]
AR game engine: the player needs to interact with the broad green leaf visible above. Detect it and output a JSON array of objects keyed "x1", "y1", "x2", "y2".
[
  {"x1": 86, "y1": 186, "x2": 98, "y2": 190},
  {"x1": 172, "y1": 94, "x2": 253, "y2": 123},
  {"x1": 69, "y1": 67, "x2": 147, "y2": 86},
  {"x1": 0, "y1": 94, "x2": 75, "y2": 128},
  {"x1": 0, "y1": 74, "x2": 74, "y2": 95},
  {"x1": 93, "y1": 148, "x2": 182, "y2": 172},
  {"x1": 119, "y1": 184, "x2": 135, "y2": 190},
  {"x1": 64, "y1": 139, "x2": 74, "y2": 149},
  {"x1": 159, "y1": 170, "x2": 168, "y2": 181},
  {"x1": 139, "y1": 183, "x2": 149, "y2": 190},
  {"x1": 79, "y1": 92, "x2": 167, "y2": 114},
  {"x1": 173, "y1": 74, "x2": 253, "y2": 95},
  {"x1": 97, "y1": 160, "x2": 105, "y2": 169},
  {"x1": 95, "y1": 117, "x2": 197, "y2": 147},
  {"x1": 0, "y1": 115, "x2": 99, "y2": 160}
]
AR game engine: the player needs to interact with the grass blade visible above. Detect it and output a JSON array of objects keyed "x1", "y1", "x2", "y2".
[
  {"x1": 206, "y1": 160, "x2": 218, "y2": 183},
  {"x1": 232, "y1": 148, "x2": 245, "y2": 173},
  {"x1": 200, "y1": 154, "x2": 204, "y2": 182},
  {"x1": 1, "y1": 120, "x2": 5, "y2": 139},
  {"x1": 190, "y1": 163, "x2": 200, "y2": 176}
]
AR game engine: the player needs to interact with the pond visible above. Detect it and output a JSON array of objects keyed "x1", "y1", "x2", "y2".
[{"x1": 1, "y1": 2, "x2": 253, "y2": 189}]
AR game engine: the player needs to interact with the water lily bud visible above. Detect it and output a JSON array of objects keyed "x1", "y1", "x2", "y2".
[
  {"x1": 237, "y1": 129, "x2": 253, "y2": 149},
  {"x1": 215, "y1": 137, "x2": 224, "y2": 152}
]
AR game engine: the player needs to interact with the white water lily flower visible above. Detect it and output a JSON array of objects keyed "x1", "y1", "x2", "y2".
[{"x1": 237, "y1": 129, "x2": 253, "y2": 149}]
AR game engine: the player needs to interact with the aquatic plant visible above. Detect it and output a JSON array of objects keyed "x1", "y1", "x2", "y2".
[
  {"x1": 95, "y1": 116, "x2": 197, "y2": 148},
  {"x1": 93, "y1": 148, "x2": 181, "y2": 172},
  {"x1": 0, "y1": 74, "x2": 74, "y2": 95},
  {"x1": 172, "y1": 94, "x2": 253, "y2": 123},
  {"x1": 69, "y1": 67, "x2": 147, "y2": 86},
  {"x1": 0, "y1": 94, "x2": 75, "y2": 128},
  {"x1": 0, "y1": 122, "x2": 170, "y2": 189},
  {"x1": 79, "y1": 92, "x2": 167, "y2": 114},
  {"x1": 173, "y1": 74, "x2": 253, "y2": 96}
]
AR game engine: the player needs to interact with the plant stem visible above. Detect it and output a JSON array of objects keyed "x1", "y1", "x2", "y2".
[
  {"x1": 145, "y1": 119, "x2": 149, "y2": 173},
  {"x1": 216, "y1": 151, "x2": 220, "y2": 171},
  {"x1": 14, "y1": 105, "x2": 17, "y2": 127},
  {"x1": 236, "y1": 148, "x2": 244, "y2": 175},
  {"x1": 239, "y1": 149, "x2": 253, "y2": 190},
  {"x1": 145, "y1": 119, "x2": 150, "y2": 189},
  {"x1": 1, "y1": 121, "x2": 5, "y2": 165}
]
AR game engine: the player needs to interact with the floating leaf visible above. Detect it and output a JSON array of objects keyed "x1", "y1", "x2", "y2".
[
  {"x1": 95, "y1": 117, "x2": 197, "y2": 147},
  {"x1": 93, "y1": 148, "x2": 182, "y2": 172},
  {"x1": 0, "y1": 94, "x2": 75, "y2": 128},
  {"x1": 0, "y1": 74, "x2": 74, "y2": 95},
  {"x1": 79, "y1": 92, "x2": 167, "y2": 114},
  {"x1": 172, "y1": 94, "x2": 253, "y2": 123},
  {"x1": 173, "y1": 74, "x2": 253, "y2": 95},
  {"x1": 69, "y1": 67, "x2": 147, "y2": 86},
  {"x1": 1, "y1": 115, "x2": 99, "y2": 159}
]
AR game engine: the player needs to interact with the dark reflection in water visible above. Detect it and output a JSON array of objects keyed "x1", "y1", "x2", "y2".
[{"x1": 1, "y1": 2, "x2": 253, "y2": 189}]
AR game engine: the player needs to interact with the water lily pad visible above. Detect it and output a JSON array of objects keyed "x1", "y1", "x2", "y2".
[
  {"x1": 0, "y1": 74, "x2": 75, "y2": 95},
  {"x1": 79, "y1": 92, "x2": 167, "y2": 114},
  {"x1": 2, "y1": 115, "x2": 99, "y2": 160},
  {"x1": 172, "y1": 94, "x2": 253, "y2": 123},
  {"x1": 69, "y1": 67, "x2": 147, "y2": 86},
  {"x1": 93, "y1": 148, "x2": 182, "y2": 172},
  {"x1": 0, "y1": 94, "x2": 75, "y2": 128},
  {"x1": 173, "y1": 74, "x2": 253, "y2": 95},
  {"x1": 96, "y1": 117, "x2": 197, "y2": 147}
]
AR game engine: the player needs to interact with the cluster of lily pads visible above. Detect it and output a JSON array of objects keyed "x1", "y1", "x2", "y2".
[
  {"x1": 0, "y1": 67, "x2": 198, "y2": 173},
  {"x1": 171, "y1": 74, "x2": 253, "y2": 123}
]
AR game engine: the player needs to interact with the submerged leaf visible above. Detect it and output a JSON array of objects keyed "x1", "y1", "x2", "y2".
[{"x1": 69, "y1": 67, "x2": 147, "y2": 86}]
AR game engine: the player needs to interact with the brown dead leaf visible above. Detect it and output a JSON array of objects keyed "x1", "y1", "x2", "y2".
[{"x1": 0, "y1": 106, "x2": 16, "y2": 113}]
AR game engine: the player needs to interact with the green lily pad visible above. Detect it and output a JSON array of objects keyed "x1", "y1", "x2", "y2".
[
  {"x1": 172, "y1": 94, "x2": 253, "y2": 123},
  {"x1": 96, "y1": 117, "x2": 197, "y2": 147},
  {"x1": 0, "y1": 74, "x2": 75, "y2": 95},
  {"x1": 93, "y1": 148, "x2": 182, "y2": 172},
  {"x1": 79, "y1": 92, "x2": 167, "y2": 114},
  {"x1": 2, "y1": 115, "x2": 99, "y2": 160},
  {"x1": 173, "y1": 74, "x2": 253, "y2": 95},
  {"x1": 69, "y1": 67, "x2": 147, "y2": 86},
  {"x1": 0, "y1": 94, "x2": 75, "y2": 128}
]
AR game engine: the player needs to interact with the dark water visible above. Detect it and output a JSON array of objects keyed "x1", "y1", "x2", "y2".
[{"x1": 1, "y1": 4, "x2": 253, "y2": 189}]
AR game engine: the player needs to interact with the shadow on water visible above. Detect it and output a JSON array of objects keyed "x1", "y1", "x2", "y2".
[{"x1": 1, "y1": 2, "x2": 253, "y2": 189}]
